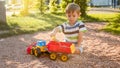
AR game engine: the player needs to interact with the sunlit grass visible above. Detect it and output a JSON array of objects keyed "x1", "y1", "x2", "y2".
[
  {"x1": 0, "y1": 12, "x2": 119, "y2": 38},
  {"x1": 81, "y1": 13, "x2": 118, "y2": 22},
  {"x1": 7, "y1": 16, "x2": 52, "y2": 30},
  {"x1": 103, "y1": 24, "x2": 120, "y2": 35},
  {"x1": 0, "y1": 13, "x2": 66, "y2": 38},
  {"x1": 102, "y1": 13, "x2": 120, "y2": 35}
]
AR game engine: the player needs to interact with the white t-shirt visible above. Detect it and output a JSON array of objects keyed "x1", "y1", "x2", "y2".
[{"x1": 58, "y1": 21, "x2": 87, "y2": 44}]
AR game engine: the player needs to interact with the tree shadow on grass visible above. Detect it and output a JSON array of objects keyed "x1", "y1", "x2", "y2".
[
  {"x1": 102, "y1": 13, "x2": 120, "y2": 35},
  {"x1": 0, "y1": 22, "x2": 36, "y2": 38},
  {"x1": 0, "y1": 22, "x2": 18, "y2": 38},
  {"x1": 29, "y1": 13, "x2": 66, "y2": 27},
  {"x1": 0, "y1": 22, "x2": 10, "y2": 30},
  {"x1": 82, "y1": 15, "x2": 102, "y2": 22},
  {"x1": 0, "y1": 13, "x2": 66, "y2": 38}
]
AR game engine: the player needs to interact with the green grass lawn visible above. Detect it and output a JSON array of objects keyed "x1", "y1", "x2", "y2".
[
  {"x1": 0, "y1": 13, "x2": 66, "y2": 38},
  {"x1": 0, "y1": 12, "x2": 119, "y2": 38},
  {"x1": 82, "y1": 13, "x2": 118, "y2": 22},
  {"x1": 102, "y1": 14, "x2": 120, "y2": 35}
]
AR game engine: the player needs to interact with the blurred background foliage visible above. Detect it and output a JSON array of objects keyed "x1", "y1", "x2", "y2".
[{"x1": 0, "y1": 0, "x2": 119, "y2": 38}]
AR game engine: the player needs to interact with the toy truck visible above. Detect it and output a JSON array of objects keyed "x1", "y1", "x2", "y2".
[
  {"x1": 47, "y1": 41, "x2": 75, "y2": 62},
  {"x1": 26, "y1": 42, "x2": 36, "y2": 54},
  {"x1": 26, "y1": 36, "x2": 76, "y2": 62},
  {"x1": 30, "y1": 40, "x2": 49, "y2": 57}
]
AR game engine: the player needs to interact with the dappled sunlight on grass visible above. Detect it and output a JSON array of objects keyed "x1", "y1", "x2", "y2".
[
  {"x1": 0, "y1": 13, "x2": 66, "y2": 38},
  {"x1": 0, "y1": 12, "x2": 120, "y2": 38},
  {"x1": 103, "y1": 23, "x2": 120, "y2": 35},
  {"x1": 29, "y1": 13, "x2": 66, "y2": 26},
  {"x1": 102, "y1": 13, "x2": 120, "y2": 35},
  {"x1": 81, "y1": 13, "x2": 118, "y2": 22}
]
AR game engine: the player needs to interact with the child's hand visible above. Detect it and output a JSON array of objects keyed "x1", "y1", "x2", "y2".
[
  {"x1": 79, "y1": 46, "x2": 83, "y2": 53},
  {"x1": 50, "y1": 36, "x2": 59, "y2": 41},
  {"x1": 50, "y1": 27, "x2": 60, "y2": 37},
  {"x1": 75, "y1": 46, "x2": 83, "y2": 54},
  {"x1": 50, "y1": 27, "x2": 60, "y2": 41},
  {"x1": 51, "y1": 36, "x2": 56, "y2": 41},
  {"x1": 50, "y1": 31, "x2": 56, "y2": 37}
]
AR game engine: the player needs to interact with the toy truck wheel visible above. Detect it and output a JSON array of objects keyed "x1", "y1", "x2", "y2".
[
  {"x1": 60, "y1": 54, "x2": 68, "y2": 62},
  {"x1": 30, "y1": 47, "x2": 35, "y2": 55},
  {"x1": 34, "y1": 48, "x2": 41, "y2": 57},
  {"x1": 49, "y1": 53, "x2": 57, "y2": 60}
]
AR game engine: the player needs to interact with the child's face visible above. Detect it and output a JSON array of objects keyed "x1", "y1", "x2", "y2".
[{"x1": 66, "y1": 11, "x2": 80, "y2": 25}]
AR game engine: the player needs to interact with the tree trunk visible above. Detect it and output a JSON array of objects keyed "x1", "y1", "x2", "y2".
[{"x1": 0, "y1": 1, "x2": 6, "y2": 24}]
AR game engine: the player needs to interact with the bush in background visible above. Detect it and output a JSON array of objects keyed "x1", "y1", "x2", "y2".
[
  {"x1": 74, "y1": 0, "x2": 87, "y2": 17},
  {"x1": 49, "y1": 0, "x2": 58, "y2": 13}
]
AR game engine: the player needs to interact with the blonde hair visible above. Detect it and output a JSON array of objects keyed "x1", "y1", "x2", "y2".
[{"x1": 65, "y1": 3, "x2": 80, "y2": 14}]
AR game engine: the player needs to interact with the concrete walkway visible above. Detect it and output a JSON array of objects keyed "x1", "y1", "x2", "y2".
[{"x1": 88, "y1": 7, "x2": 120, "y2": 14}]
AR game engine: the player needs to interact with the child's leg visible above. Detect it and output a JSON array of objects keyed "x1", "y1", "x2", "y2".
[
  {"x1": 63, "y1": 40, "x2": 83, "y2": 54},
  {"x1": 74, "y1": 46, "x2": 83, "y2": 54}
]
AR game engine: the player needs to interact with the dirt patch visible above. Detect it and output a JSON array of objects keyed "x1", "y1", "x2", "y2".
[{"x1": 0, "y1": 22, "x2": 120, "y2": 68}]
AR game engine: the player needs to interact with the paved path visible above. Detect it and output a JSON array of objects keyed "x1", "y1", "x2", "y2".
[{"x1": 88, "y1": 7, "x2": 120, "y2": 14}]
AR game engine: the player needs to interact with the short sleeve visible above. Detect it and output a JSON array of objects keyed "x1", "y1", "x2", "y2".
[
  {"x1": 58, "y1": 23, "x2": 66, "y2": 33},
  {"x1": 79, "y1": 22, "x2": 87, "y2": 32}
]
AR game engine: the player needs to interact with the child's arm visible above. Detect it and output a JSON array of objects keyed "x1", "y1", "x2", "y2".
[
  {"x1": 75, "y1": 32, "x2": 83, "y2": 54},
  {"x1": 77, "y1": 32, "x2": 83, "y2": 47},
  {"x1": 78, "y1": 22, "x2": 87, "y2": 46},
  {"x1": 50, "y1": 26, "x2": 61, "y2": 37}
]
